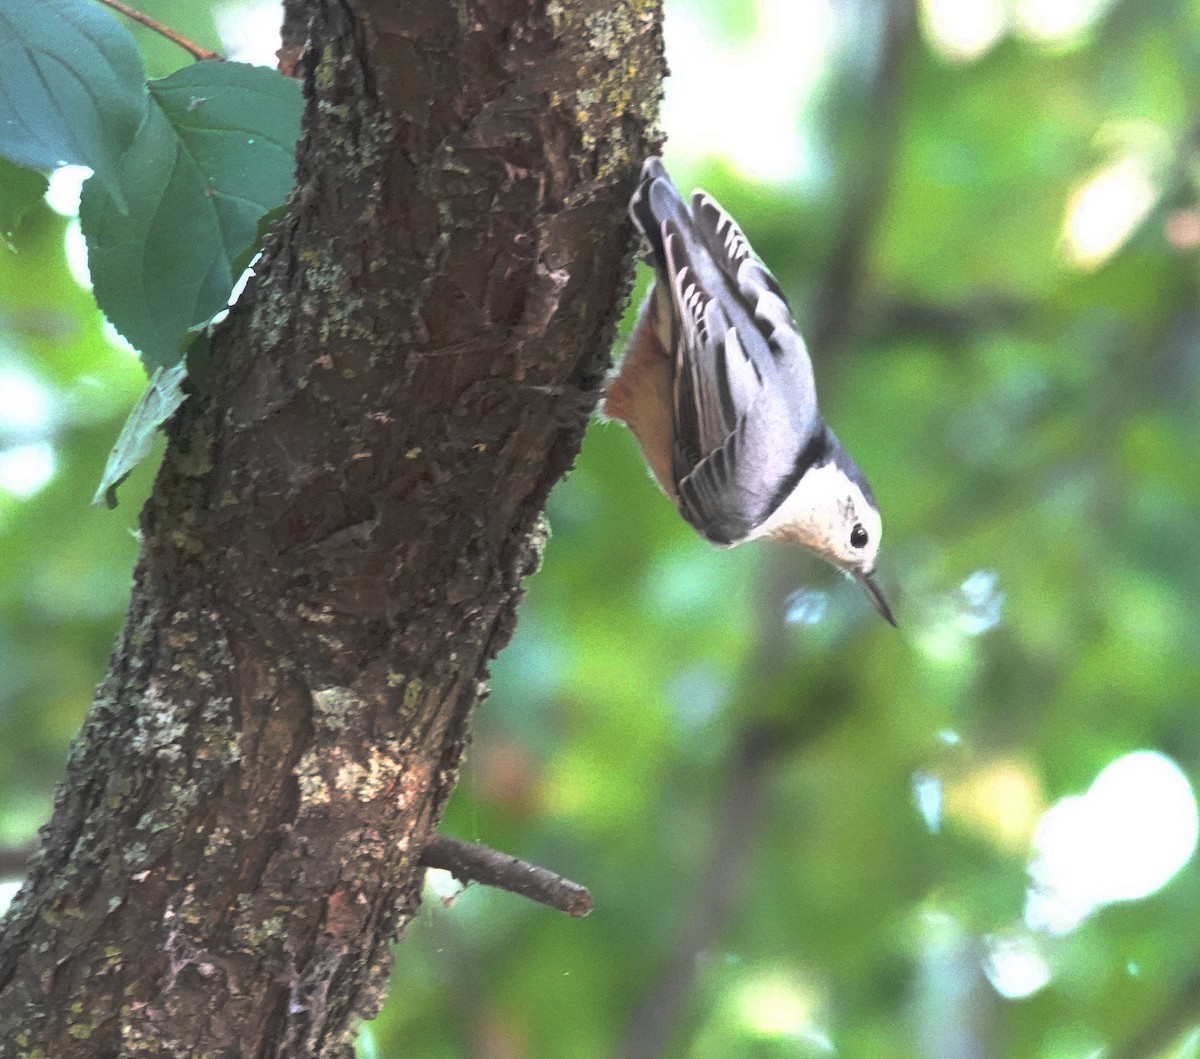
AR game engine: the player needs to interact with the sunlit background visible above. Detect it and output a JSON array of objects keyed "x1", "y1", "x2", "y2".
[{"x1": 2, "y1": 0, "x2": 1200, "y2": 1055}]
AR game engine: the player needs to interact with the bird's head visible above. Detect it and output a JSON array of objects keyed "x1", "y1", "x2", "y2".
[{"x1": 760, "y1": 461, "x2": 895, "y2": 626}]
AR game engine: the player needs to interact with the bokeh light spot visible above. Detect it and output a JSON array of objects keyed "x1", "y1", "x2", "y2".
[
  {"x1": 734, "y1": 971, "x2": 826, "y2": 1045},
  {"x1": 1027, "y1": 751, "x2": 1198, "y2": 934},
  {"x1": 912, "y1": 770, "x2": 944, "y2": 834},
  {"x1": 214, "y1": 0, "x2": 284, "y2": 66},
  {"x1": 785, "y1": 587, "x2": 828, "y2": 626},
  {"x1": 1062, "y1": 155, "x2": 1160, "y2": 270},
  {"x1": 947, "y1": 759, "x2": 1043, "y2": 851},
  {"x1": 0, "y1": 880, "x2": 21, "y2": 918},
  {"x1": 0, "y1": 442, "x2": 55, "y2": 498},
  {"x1": 664, "y1": 0, "x2": 835, "y2": 183},
  {"x1": 916, "y1": 569, "x2": 1005, "y2": 662},
  {"x1": 983, "y1": 931, "x2": 1052, "y2": 999},
  {"x1": 1014, "y1": 0, "x2": 1116, "y2": 44},
  {"x1": 45, "y1": 165, "x2": 89, "y2": 217},
  {"x1": 920, "y1": 0, "x2": 1006, "y2": 62},
  {"x1": 64, "y1": 219, "x2": 92, "y2": 291},
  {"x1": 0, "y1": 369, "x2": 51, "y2": 433}
]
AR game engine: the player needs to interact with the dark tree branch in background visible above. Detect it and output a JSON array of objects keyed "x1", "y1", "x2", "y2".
[
  {"x1": 613, "y1": 549, "x2": 863, "y2": 1059},
  {"x1": 863, "y1": 294, "x2": 1034, "y2": 343},
  {"x1": 0, "y1": 1, "x2": 663, "y2": 1054},
  {"x1": 615, "y1": 727, "x2": 779, "y2": 1059},
  {"x1": 94, "y1": 0, "x2": 224, "y2": 61},
  {"x1": 420, "y1": 835, "x2": 593, "y2": 918},
  {"x1": 809, "y1": 0, "x2": 918, "y2": 359}
]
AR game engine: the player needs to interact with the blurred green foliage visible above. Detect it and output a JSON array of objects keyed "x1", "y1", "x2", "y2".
[{"x1": 3, "y1": 0, "x2": 1200, "y2": 1056}]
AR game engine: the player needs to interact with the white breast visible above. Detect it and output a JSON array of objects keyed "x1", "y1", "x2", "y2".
[{"x1": 750, "y1": 461, "x2": 845, "y2": 548}]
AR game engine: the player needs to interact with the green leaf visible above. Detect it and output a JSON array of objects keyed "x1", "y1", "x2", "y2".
[
  {"x1": 0, "y1": 158, "x2": 48, "y2": 247},
  {"x1": 148, "y1": 62, "x2": 302, "y2": 214},
  {"x1": 0, "y1": 0, "x2": 145, "y2": 209},
  {"x1": 79, "y1": 61, "x2": 302, "y2": 373},
  {"x1": 93, "y1": 362, "x2": 188, "y2": 509}
]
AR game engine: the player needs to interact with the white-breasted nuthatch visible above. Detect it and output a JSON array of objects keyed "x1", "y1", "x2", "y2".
[{"x1": 603, "y1": 158, "x2": 896, "y2": 625}]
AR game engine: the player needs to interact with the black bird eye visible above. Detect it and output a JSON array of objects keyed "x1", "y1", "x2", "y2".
[{"x1": 850, "y1": 524, "x2": 868, "y2": 549}]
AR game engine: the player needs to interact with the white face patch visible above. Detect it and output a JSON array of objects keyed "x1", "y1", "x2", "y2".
[{"x1": 752, "y1": 462, "x2": 882, "y2": 572}]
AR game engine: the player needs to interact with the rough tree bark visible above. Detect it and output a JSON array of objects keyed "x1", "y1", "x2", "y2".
[{"x1": 0, "y1": 1, "x2": 664, "y2": 1054}]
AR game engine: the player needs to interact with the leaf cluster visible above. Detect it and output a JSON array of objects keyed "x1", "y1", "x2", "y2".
[{"x1": 0, "y1": 0, "x2": 301, "y2": 502}]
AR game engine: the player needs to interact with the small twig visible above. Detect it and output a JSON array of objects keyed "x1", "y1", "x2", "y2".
[
  {"x1": 94, "y1": 0, "x2": 225, "y2": 62},
  {"x1": 419, "y1": 835, "x2": 593, "y2": 918}
]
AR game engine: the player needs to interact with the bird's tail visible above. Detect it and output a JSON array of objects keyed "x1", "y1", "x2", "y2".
[{"x1": 629, "y1": 157, "x2": 690, "y2": 275}]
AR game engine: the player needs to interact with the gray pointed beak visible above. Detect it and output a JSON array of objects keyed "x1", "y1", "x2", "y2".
[{"x1": 855, "y1": 569, "x2": 897, "y2": 627}]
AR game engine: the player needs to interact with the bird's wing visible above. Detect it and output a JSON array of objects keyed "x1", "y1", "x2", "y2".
[
  {"x1": 629, "y1": 158, "x2": 827, "y2": 543},
  {"x1": 663, "y1": 221, "x2": 825, "y2": 545}
]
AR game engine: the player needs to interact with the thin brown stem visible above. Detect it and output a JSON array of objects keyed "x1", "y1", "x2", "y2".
[
  {"x1": 94, "y1": 0, "x2": 225, "y2": 62},
  {"x1": 420, "y1": 835, "x2": 594, "y2": 918}
]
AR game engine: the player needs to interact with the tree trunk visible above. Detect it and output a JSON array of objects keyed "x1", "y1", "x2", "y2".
[{"x1": 0, "y1": 1, "x2": 663, "y2": 1054}]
